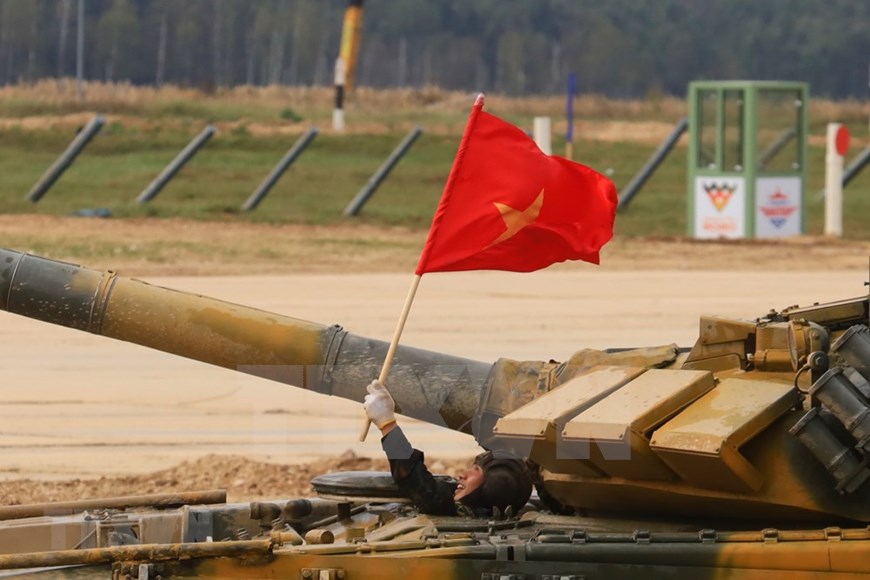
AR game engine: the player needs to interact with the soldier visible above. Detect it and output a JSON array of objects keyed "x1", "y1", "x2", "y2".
[{"x1": 364, "y1": 380, "x2": 533, "y2": 516}]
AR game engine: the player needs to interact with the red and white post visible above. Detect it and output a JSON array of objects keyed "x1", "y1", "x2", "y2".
[{"x1": 824, "y1": 123, "x2": 850, "y2": 237}]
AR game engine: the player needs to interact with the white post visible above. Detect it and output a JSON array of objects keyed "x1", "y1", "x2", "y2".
[
  {"x1": 332, "y1": 106, "x2": 346, "y2": 133},
  {"x1": 824, "y1": 123, "x2": 849, "y2": 237},
  {"x1": 332, "y1": 57, "x2": 347, "y2": 132},
  {"x1": 533, "y1": 116, "x2": 552, "y2": 155}
]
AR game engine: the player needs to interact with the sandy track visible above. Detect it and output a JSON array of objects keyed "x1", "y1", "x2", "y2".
[{"x1": 1, "y1": 267, "x2": 867, "y2": 483}]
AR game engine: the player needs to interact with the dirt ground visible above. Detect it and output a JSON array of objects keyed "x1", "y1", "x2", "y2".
[
  {"x1": 0, "y1": 453, "x2": 474, "y2": 506},
  {"x1": 0, "y1": 112, "x2": 687, "y2": 145},
  {"x1": 3, "y1": 214, "x2": 869, "y2": 276},
  {"x1": 1, "y1": 215, "x2": 869, "y2": 507}
]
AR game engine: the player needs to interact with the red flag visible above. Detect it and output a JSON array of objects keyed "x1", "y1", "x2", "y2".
[{"x1": 416, "y1": 95, "x2": 617, "y2": 275}]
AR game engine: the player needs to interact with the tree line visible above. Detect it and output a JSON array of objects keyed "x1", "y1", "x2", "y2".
[{"x1": 0, "y1": 0, "x2": 866, "y2": 98}]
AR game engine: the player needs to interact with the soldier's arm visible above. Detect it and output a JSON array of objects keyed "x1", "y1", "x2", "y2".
[{"x1": 381, "y1": 426, "x2": 457, "y2": 516}]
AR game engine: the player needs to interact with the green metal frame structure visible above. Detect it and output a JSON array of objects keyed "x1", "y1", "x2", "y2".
[{"x1": 687, "y1": 80, "x2": 809, "y2": 238}]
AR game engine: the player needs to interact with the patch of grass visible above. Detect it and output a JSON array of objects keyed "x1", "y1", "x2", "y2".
[
  {"x1": 0, "y1": 83, "x2": 867, "y2": 240},
  {"x1": 0, "y1": 131, "x2": 444, "y2": 223},
  {"x1": 2, "y1": 129, "x2": 868, "y2": 239},
  {"x1": 279, "y1": 108, "x2": 303, "y2": 122}
]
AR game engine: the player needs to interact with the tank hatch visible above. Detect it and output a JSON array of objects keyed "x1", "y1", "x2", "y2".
[{"x1": 310, "y1": 471, "x2": 455, "y2": 504}]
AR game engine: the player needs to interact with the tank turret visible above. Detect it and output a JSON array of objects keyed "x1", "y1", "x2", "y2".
[{"x1": 3, "y1": 247, "x2": 870, "y2": 578}]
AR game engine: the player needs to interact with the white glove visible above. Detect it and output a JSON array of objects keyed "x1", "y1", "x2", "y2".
[{"x1": 364, "y1": 380, "x2": 396, "y2": 429}]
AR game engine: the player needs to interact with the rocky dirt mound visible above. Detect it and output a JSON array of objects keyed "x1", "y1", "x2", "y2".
[{"x1": 0, "y1": 452, "x2": 470, "y2": 506}]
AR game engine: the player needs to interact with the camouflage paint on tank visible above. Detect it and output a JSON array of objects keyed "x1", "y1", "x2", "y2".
[{"x1": 42, "y1": 529, "x2": 870, "y2": 579}]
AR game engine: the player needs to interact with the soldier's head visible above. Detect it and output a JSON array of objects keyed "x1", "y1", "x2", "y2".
[{"x1": 453, "y1": 450, "x2": 533, "y2": 514}]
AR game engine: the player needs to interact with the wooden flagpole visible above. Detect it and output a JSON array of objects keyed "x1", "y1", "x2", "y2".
[
  {"x1": 358, "y1": 274, "x2": 422, "y2": 441},
  {"x1": 358, "y1": 94, "x2": 483, "y2": 442}
]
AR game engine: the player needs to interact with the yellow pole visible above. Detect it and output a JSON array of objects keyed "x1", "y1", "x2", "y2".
[{"x1": 338, "y1": 0, "x2": 364, "y2": 91}]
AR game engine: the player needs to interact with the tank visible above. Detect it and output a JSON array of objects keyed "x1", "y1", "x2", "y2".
[{"x1": 1, "y1": 247, "x2": 870, "y2": 578}]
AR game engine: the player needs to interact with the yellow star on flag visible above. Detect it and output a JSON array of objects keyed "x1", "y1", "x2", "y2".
[{"x1": 487, "y1": 189, "x2": 545, "y2": 248}]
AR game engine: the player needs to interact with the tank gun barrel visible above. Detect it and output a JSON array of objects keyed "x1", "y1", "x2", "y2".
[{"x1": 0, "y1": 249, "x2": 491, "y2": 434}]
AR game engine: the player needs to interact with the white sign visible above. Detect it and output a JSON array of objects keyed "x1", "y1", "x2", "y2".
[
  {"x1": 693, "y1": 176, "x2": 745, "y2": 239},
  {"x1": 755, "y1": 177, "x2": 802, "y2": 238}
]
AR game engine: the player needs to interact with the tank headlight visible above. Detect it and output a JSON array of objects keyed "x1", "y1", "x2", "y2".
[{"x1": 788, "y1": 320, "x2": 830, "y2": 371}]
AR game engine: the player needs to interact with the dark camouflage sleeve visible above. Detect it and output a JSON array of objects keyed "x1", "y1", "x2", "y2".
[{"x1": 381, "y1": 426, "x2": 458, "y2": 516}]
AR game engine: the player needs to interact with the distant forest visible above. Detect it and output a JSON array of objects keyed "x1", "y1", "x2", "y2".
[{"x1": 0, "y1": 0, "x2": 867, "y2": 98}]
